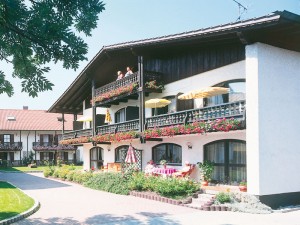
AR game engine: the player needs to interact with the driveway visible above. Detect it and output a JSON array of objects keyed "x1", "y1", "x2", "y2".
[{"x1": 1, "y1": 172, "x2": 299, "y2": 225}]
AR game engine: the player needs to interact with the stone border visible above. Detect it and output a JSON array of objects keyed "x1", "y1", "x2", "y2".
[
  {"x1": 129, "y1": 191, "x2": 229, "y2": 211},
  {"x1": 0, "y1": 181, "x2": 40, "y2": 225},
  {"x1": 0, "y1": 171, "x2": 43, "y2": 173}
]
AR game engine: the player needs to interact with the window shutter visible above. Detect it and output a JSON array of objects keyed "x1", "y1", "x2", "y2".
[
  {"x1": 0, "y1": 134, "x2": 3, "y2": 143},
  {"x1": 49, "y1": 152, "x2": 54, "y2": 160},
  {"x1": 10, "y1": 134, "x2": 14, "y2": 144},
  {"x1": 40, "y1": 134, "x2": 44, "y2": 144},
  {"x1": 126, "y1": 106, "x2": 139, "y2": 121},
  {"x1": 54, "y1": 135, "x2": 58, "y2": 145},
  {"x1": 176, "y1": 93, "x2": 194, "y2": 111},
  {"x1": 49, "y1": 135, "x2": 54, "y2": 145},
  {"x1": 9, "y1": 152, "x2": 14, "y2": 161}
]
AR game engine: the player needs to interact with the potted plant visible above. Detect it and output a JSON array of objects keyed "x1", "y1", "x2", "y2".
[
  {"x1": 239, "y1": 181, "x2": 247, "y2": 192},
  {"x1": 160, "y1": 159, "x2": 167, "y2": 169},
  {"x1": 198, "y1": 160, "x2": 214, "y2": 186}
]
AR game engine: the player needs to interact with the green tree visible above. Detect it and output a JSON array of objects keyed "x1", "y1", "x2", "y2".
[{"x1": 0, "y1": 0, "x2": 105, "y2": 97}]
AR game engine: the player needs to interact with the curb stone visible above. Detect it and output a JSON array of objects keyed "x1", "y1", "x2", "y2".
[{"x1": 0, "y1": 181, "x2": 41, "y2": 225}]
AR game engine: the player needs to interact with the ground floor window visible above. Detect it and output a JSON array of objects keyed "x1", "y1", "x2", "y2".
[
  {"x1": 115, "y1": 145, "x2": 129, "y2": 162},
  {"x1": 90, "y1": 147, "x2": 103, "y2": 170},
  {"x1": 40, "y1": 152, "x2": 54, "y2": 161},
  {"x1": 204, "y1": 139, "x2": 246, "y2": 183},
  {"x1": 152, "y1": 143, "x2": 182, "y2": 166}
]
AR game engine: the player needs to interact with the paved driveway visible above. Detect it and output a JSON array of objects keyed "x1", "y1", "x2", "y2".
[{"x1": 1, "y1": 172, "x2": 300, "y2": 225}]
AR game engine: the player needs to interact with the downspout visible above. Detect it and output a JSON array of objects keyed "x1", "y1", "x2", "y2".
[{"x1": 19, "y1": 130, "x2": 21, "y2": 162}]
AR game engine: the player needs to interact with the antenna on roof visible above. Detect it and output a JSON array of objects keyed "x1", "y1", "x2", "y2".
[{"x1": 232, "y1": 0, "x2": 248, "y2": 21}]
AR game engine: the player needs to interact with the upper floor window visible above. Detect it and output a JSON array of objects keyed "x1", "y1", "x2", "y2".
[
  {"x1": 152, "y1": 143, "x2": 182, "y2": 166},
  {"x1": 115, "y1": 108, "x2": 126, "y2": 123},
  {"x1": 3, "y1": 135, "x2": 11, "y2": 143},
  {"x1": 90, "y1": 147, "x2": 103, "y2": 169},
  {"x1": 205, "y1": 79, "x2": 245, "y2": 107}
]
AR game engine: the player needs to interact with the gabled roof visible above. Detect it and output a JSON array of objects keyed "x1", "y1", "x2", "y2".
[
  {"x1": 0, "y1": 109, "x2": 73, "y2": 131},
  {"x1": 48, "y1": 10, "x2": 300, "y2": 114}
]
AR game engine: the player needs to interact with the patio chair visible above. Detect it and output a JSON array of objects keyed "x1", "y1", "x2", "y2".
[{"x1": 172, "y1": 164, "x2": 195, "y2": 178}]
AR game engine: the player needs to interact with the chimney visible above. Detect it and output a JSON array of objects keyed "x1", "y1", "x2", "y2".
[{"x1": 23, "y1": 106, "x2": 28, "y2": 110}]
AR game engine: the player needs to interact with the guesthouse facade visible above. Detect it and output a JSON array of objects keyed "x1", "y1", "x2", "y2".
[
  {"x1": 0, "y1": 108, "x2": 79, "y2": 165},
  {"x1": 49, "y1": 11, "x2": 300, "y2": 208}
]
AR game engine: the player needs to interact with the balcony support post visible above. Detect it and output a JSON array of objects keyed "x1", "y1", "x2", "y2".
[
  {"x1": 138, "y1": 56, "x2": 145, "y2": 136},
  {"x1": 92, "y1": 78, "x2": 96, "y2": 137}
]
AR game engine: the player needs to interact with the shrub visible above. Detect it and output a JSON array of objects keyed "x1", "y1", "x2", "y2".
[
  {"x1": 215, "y1": 192, "x2": 231, "y2": 204},
  {"x1": 129, "y1": 175, "x2": 199, "y2": 199},
  {"x1": 84, "y1": 172, "x2": 130, "y2": 195},
  {"x1": 43, "y1": 167, "x2": 53, "y2": 177},
  {"x1": 66, "y1": 170, "x2": 76, "y2": 181},
  {"x1": 58, "y1": 165, "x2": 70, "y2": 180}
]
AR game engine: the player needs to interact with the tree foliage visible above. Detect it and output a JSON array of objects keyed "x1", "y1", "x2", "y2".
[{"x1": 0, "y1": 0, "x2": 105, "y2": 97}]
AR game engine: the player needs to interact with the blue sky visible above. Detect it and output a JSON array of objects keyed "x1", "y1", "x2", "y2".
[{"x1": 1, "y1": 0, "x2": 299, "y2": 110}]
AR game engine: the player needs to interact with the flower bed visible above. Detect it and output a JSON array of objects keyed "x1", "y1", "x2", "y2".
[
  {"x1": 143, "y1": 118, "x2": 242, "y2": 139},
  {"x1": 59, "y1": 136, "x2": 91, "y2": 145}
]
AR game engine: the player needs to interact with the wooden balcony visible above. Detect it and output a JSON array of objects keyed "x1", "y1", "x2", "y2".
[
  {"x1": 146, "y1": 100, "x2": 246, "y2": 129},
  {"x1": 94, "y1": 71, "x2": 162, "y2": 107},
  {"x1": 62, "y1": 100, "x2": 245, "y2": 141},
  {"x1": 63, "y1": 128, "x2": 92, "y2": 139},
  {"x1": 32, "y1": 142, "x2": 77, "y2": 151},
  {"x1": 96, "y1": 119, "x2": 139, "y2": 135},
  {"x1": 0, "y1": 142, "x2": 23, "y2": 151}
]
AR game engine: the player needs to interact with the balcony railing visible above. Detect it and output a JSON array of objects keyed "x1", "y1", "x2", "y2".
[
  {"x1": 96, "y1": 119, "x2": 139, "y2": 135},
  {"x1": 146, "y1": 100, "x2": 246, "y2": 128},
  {"x1": 0, "y1": 142, "x2": 23, "y2": 151},
  {"x1": 62, "y1": 100, "x2": 245, "y2": 140},
  {"x1": 32, "y1": 142, "x2": 55, "y2": 147},
  {"x1": 63, "y1": 128, "x2": 92, "y2": 140},
  {"x1": 94, "y1": 72, "x2": 162, "y2": 106}
]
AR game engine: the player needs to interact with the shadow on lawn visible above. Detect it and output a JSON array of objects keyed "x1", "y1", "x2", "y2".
[
  {"x1": 14, "y1": 212, "x2": 181, "y2": 225},
  {"x1": 0, "y1": 172, "x2": 70, "y2": 190}
]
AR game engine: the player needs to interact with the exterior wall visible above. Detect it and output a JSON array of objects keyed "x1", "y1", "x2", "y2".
[
  {"x1": 0, "y1": 130, "x2": 76, "y2": 163},
  {"x1": 87, "y1": 61, "x2": 246, "y2": 120},
  {"x1": 83, "y1": 130, "x2": 246, "y2": 181},
  {"x1": 246, "y1": 43, "x2": 300, "y2": 196}
]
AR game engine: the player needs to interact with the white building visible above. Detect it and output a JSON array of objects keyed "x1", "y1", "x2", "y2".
[
  {"x1": 48, "y1": 11, "x2": 300, "y2": 208},
  {"x1": 0, "y1": 107, "x2": 80, "y2": 165}
]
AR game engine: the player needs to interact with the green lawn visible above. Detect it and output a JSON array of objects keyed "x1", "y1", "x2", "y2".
[
  {"x1": 0, "y1": 181, "x2": 35, "y2": 221},
  {"x1": 0, "y1": 165, "x2": 83, "y2": 172}
]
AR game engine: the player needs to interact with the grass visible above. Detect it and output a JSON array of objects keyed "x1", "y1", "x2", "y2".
[
  {"x1": 0, "y1": 181, "x2": 35, "y2": 221},
  {"x1": 0, "y1": 165, "x2": 83, "y2": 172}
]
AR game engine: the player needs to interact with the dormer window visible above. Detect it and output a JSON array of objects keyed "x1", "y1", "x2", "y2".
[{"x1": 7, "y1": 116, "x2": 16, "y2": 121}]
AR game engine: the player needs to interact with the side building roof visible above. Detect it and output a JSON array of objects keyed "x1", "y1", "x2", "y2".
[{"x1": 0, "y1": 109, "x2": 73, "y2": 131}]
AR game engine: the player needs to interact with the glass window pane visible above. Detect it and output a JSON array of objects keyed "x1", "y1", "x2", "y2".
[
  {"x1": 205, "y1": 142, "x2": 225, "y2": 163},
  {"x1": 153, "y1": 144, "x2": 182, "y2": 165},
  {"x1": 229, "y1": 166, "x2": 246, "y2": 183},
  {"x1": 212, "y1": 166, "x2": 225, "y2": 181},
  {"x1": 4, "y1": 135, "x2": 10, "y2": 143},
  {"x1": 229, "y1": 142, "x2": 246, "y2": 164}
]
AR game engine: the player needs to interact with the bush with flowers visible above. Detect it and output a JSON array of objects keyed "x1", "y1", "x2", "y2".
[
  {"x1": 92, "y1": 131, "x2": 139, "y2": 143},
  {"x1": 59, "y1": 136, "x2": 91, "y2": 145}
]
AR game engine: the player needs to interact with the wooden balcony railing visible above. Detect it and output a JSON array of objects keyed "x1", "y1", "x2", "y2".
[
  {"x1": 62, "y1": 100, "x2": 245, "y2": 140},
  {"x1": 63, "y1": 128, "x2": 92, "y2": 140},
  {"x1": 146, "y1": 100, "x2": 245, "y2": 128},
  {"x1": 0, "y1": 142, "x2": 23, "y2": 151},
  {"x1": 32, "y1": 142, "x2": 56, "y2": 147},
  {"x1": 96, "y1": 119, "x2": 139, "y2": 135}
]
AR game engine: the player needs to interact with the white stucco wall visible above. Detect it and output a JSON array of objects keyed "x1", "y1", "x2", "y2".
[
  {"x1": 83, "y1": 130, "x2": 246, "y2": 181},
  {"x1": 246, "y1": 43, "x2": 300, "y2": 195}
]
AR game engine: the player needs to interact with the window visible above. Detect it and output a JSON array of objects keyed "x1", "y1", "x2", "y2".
[
  {"x1": 205, "y1": 79, "x2": 245, "y2": 107},
  {"x1": 3, "y1": 135, "x2": 11, "y2": 143},
  {"x1": 115, "y1": 145, "x2": 129, "y2": 162},
  {"x1": 204, "y1": 140, "x2": 246, "y2": 183},
  {"x1": 115, "y1": 108, "x2": 126, "y2": 123},
  {"x1": 40, "y1": 152, "x2": 54, "y2": 161},
  {"x1": 90, "y1": 147, "x2": 103, "y2": 169},
  {"x1": 152, "y1": 143, "x2": 182, "y2": 165}
]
